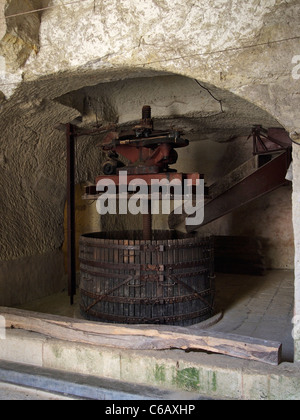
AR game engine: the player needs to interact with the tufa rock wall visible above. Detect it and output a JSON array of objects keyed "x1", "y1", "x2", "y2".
[{"x1": 0, "y1": 1, "x2": 298, "y2": 328}]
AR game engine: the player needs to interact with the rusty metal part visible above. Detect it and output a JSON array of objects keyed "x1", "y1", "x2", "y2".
[
  {"x1": 134, "y1": 105, "x2": 153, "y2": 133},
  {"x1": 102, "y1": 155, "x2": 125, "y2": 175},
  {"x1": 100, "y1": 106, "x2": 189, "y2": 175}
]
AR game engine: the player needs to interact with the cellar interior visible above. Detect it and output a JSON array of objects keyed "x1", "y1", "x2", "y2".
[
  {"x1": 0, "y1": 0, "x2": 299, "y2": 400},
  {"x1": 12, "y1": 73, "x2": 295, "y2": 363}
]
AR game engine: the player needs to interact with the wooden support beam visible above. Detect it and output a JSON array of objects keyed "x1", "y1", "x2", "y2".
[
  {"x1": 0, "y1": 307, "x2": 282, "y2": 366},
  {"x1": 208, "y1": 155, "x2": 259, "y2": 199},
  {"x1": 169, "y1": 151, "x2": 291, "y2": 233},
  {"x1": 168, "y1": 156, "x2": 260, "y2": 233},
  {"x1": 66, "y1": 124, "x2": 76, "y2": 305}
]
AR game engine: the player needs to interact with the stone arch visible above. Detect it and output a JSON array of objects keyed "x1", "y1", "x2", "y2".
[
  {"x1": 0, "y1": 65, "x2": 294, "y2": 304},
  {"x1": 49, "y1": 69, "x2": 291, "y2": 269},
  {"x1": 0, "y1": 0, "x2": 299, "y2": 359}
]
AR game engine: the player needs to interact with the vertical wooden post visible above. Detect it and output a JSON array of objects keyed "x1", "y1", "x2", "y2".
[{"x1": 66, "y1": 123, "x2": 76, "y2": 305}]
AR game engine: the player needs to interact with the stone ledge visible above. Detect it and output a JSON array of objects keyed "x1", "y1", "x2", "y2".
[{"x1": 1, "y1": 329, "x2": 300, "y2": 400}]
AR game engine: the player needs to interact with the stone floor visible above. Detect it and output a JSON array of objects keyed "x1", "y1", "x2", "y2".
[
  {"x1": 0, "y1": 381, "x2": 75, "y2": 400},
  {"x1": 211, "y1": 270, "x2": 294, "y2": 362},
  {"x1": 17, "y1": 270, "x2": 295, "y2": 363}
]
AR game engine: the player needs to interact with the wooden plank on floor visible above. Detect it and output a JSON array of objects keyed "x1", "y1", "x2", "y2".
[{"x1": 0, "y1": 307, "x2": 282, "y2": 366}]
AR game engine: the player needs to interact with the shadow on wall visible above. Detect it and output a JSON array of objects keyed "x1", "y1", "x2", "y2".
[
  {"x1": 62, "y1": 183, "x2": 100, "y2": 272},
  {"x1": 230, "y1": 185, "x2": 294, "y2": 270},
  {"x1": 0, "y1": 250, "x2": 65, "y2": 307}
]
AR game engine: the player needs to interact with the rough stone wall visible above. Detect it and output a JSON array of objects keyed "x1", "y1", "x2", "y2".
[
  {"x1": 176, "y1": 138, "x2": 294, "y2": 270},
  {"x1": 0, "y1": 0, "x2": 299, "y2": 354}
]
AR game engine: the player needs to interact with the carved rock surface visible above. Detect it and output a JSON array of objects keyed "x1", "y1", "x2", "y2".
[{"x1": 0, "y1": 0, "x2": 298, "y2": 305}]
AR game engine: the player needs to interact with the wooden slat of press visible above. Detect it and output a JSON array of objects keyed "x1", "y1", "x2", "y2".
[
  {"x1": 145, "y1": 240, "x2": 152, "y2": 320},
  {"x1": 210, "y1": 236, "x2": 215, "y2": 310},
  {"x1": 129, "y1": 240, "x2": 135, "y2": 319},
  {"x1": 157, "y1": 239, "x2": 164, "y2": 322},
  {"x1": 134, "y1": 239, "x2": 141, "y2": 319},
  {"x1": 104, "y1": 240, "x2": 109, "y2": 317},
  {"x1": 87, "y1": 241, "x2": 93, "y2": 315},
  {"x1": 187, "y1": 239, "x2": 196, "y2": 324},
  {"x1": 175, "y1": 238, "x2": 181, "y2": 318},
  {"x1": 180, "y1": 238, "x2": 186, "y2": 324},
  {"x1": 151, "y1": 239, "x2": 158, "y2": 320},
  {"x1": 194, "y1": 240, "x2": 201, "y2": 318},
  {"x1": 167, "y1": 239, "x2": 174, "y2": 320},
  {"x1": 173, "y1": 237, "x2": 179, "y2": 322},
  {"x1": 189, "y1": 240, "x2": 195, "y2": 318},
  {"x1": 197, "y1": 240, "x2": 204, "y2": 318},
  {"x1": 123, "y1": 239, "x2": 129, "y2": 319},
  {"x1": 108, "y1": 240, "x2": 114, "y2": 318},
  {"x1": 96, "y1": 239, "x2": 103, "y2": 316},
  {"x1": 80, "y1": 242, "x2": 87, "y2": 309},
  {"x1": 118, "y1": 239, "x2": 124, "y2": 318},
  {"x1": 140, "y1": 240, "x2": 146, "y2": 319},
  {"x1": 179, "y1": 238, "x2": 187, "y2": 325},
  {"x1": 113, "y1": 239, "x2": 119, "y2": 317},
  {"x1": 94, "y1": 239, "x2": 100, "y2": 314}
]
